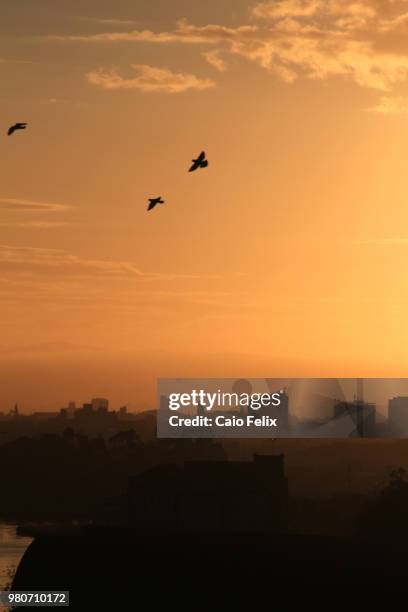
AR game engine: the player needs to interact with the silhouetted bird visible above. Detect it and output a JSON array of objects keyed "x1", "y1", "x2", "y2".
[
  {"x1": 189, "y1": 151, "x2": 208, "y2": 173},
  {"x1": 147, "y1": 197, "x2": 164, "y2": 211},
  {"x1": 7, "y1": 123, "x2": 27, "y2": 136}
]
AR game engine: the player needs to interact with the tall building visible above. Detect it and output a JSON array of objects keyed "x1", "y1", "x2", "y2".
[
  {"x1": 254, "y1": 391, "x2": 289, "y2": 433},
  {"x1": 232, "y1": 379, "x2": 253, "y2": 417},
  {"x1": 284, "y1": 378, "x2": 346, "y2": 421},
  {"x1": 356, "y1": 378, "x2": 364, "y2": 403},
  {"x1": 389, "y1": 397, "x2": 408, "y2": 436},
  {"x1": 197, "y1": 403, "x2": 205, "y2": 417},
  {"x1": 334, "y1": 400, "x2": 376, "y2": 437},
  {"x1": 92, "y1": 398, "x2": 109, "y2": 413}
]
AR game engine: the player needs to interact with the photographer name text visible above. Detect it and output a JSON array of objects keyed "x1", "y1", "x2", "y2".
[{"x1": 168, "y1": 415, "x2": 278, "y2": 428}]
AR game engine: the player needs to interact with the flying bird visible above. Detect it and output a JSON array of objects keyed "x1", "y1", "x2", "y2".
[
  {"x1": 147, "y1": 197, "x2": 164, "y2": 212},
  {"x1": 189, "y1": 151, "x2": 208, "y2": 173},
  {"x1": 7, "y1": 123, "x2": 27, "y2": 136}
]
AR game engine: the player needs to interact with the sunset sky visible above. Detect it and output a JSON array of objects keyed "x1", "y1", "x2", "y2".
[{"x1": 2, "y1": 0, "x2": 408, "y2": 410}]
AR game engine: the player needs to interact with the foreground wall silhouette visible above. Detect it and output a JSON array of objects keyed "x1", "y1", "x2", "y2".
[{"x1": 12, "y1": 529, "x2": 408, "y2": 609}]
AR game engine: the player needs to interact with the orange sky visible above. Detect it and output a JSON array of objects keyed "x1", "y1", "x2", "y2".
[{"x1": 2, "y1": 0, "x2": 408, "y2": 410}]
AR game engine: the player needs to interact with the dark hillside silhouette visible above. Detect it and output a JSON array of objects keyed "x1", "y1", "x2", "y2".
[
  {"x1": 9, "y1": 433, "x2": 408, "y2": 608},
  {"x1": 357, "y1": 467, "x2": 408, "y2": 536},
  {"x1": 128, "y1": 454, "x2": 287, "y2": 532},
  {"x1": 12, "y1": 529, "x2": 408, "y2": 609}
]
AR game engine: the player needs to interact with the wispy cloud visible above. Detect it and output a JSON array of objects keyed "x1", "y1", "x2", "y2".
[
  {"x1": 252, "y1": 0, "x2": 325, "y2": 20},
  {"x1": 51, "y1": 4, "x2": 408, "y2": 99},
  {"x1": 86, "y1": 64, "x2": 215, "y2": 93},
  {"x1": 203, "y1": 50, "x2": 228, "y2": 72},
  {"x1": 357, "y1": 238, "x2": 408, "y2": 245},
  {"x1": 0, "y1": 341, "x2": 100, "y2": 355},
  {"x1": 0, "y1": 221, "x2": 71, "y2": 229},
  {"x1": 0, "y1": 58, "x2": 37, "y2": 65},
  {"x1": 77, "y1": 17, "x2": 139, "y2": 27},
  {"x1": 0, "y1": 245, "x2": 205, "y2": 281},
  {"x1": 366, "y1": 95, "x2": 408, "y2": 114},
  {"x1": 0, "y1": 198, "x2": 72, "y2": 212},
  {"x1": 46, "y1": 20, "x2": 240, "y2": 44}
]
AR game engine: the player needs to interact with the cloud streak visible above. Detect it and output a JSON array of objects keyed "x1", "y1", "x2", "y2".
[
  {"x1": 0, "y1": 245, "x2": 206, "y2": 282},
  {"x1": 51, "y1": 4, "x2": 408, "y2": 98},
  {"x1": 366, "y1": 95, "x2": 408, "y2": 114},
  {"x1": 357, "y1": 238, "x2": 408, "y2": 245},
  {"x1": 0, "y1": 221, "x2": 71, "y2": 229},
  {"x1": 203, "y1": 50, "x2": 228, "y2": 72},
  {"x1": 86, "y1": 64, "x2": 215, "y2": 93},
  {"x1": 77, "y1": 17, "x2": 140, "y2": 27},
  {"x1": 0, "y1": 198, "x2": 72, "y2": 212},
  {"x1": 252, "y1": 0, "x2": 326, "y2": 19}
]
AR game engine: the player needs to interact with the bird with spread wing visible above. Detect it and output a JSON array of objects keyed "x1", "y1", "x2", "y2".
[
  {"x1": 147, "y1": 197, "x2": 164, "y2": 212},
  {"x1": 189, "y1": 151, "x2": 208, "y2": 173},
  {"x1": 8, "y1": 123, "x2": 27, "y2": 136}
]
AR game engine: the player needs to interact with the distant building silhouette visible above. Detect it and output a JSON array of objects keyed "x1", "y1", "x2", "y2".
[
  {"x1": 197, "y1": 403, "x2": 205, "y2": 417},
  {"x1": 92, "y1": 398, "x2": 109, "y2": 413},
  {"x1": 356, "y1": 378, "x2": 364, "y2": 403},
  {"x1": 232, "y1": 379, "x2": 253, "y2": 416},
  {"x1": 80, "y1": 403, "x2": 93, "y2": 415},
  {"x1": 388, "y1": 397, "x2": 408, "y2": 436},
  {"x1": 256, "y1": 390, "x2": 289, "y2": 433},
  {"x1": 334, "y1": 400, "x2": 376, "y2": 437},
  {"x1": 32, "y1": 411, "x2": 59, "y2": 419},
  {"x1": 128, "y1": 454, "x2": 288, "y2": 532}
]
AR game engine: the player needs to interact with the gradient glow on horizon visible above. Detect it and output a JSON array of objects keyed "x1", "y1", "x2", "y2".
[{"x1": 1, "y1": 0, "x2": 408, "y2": 410}]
